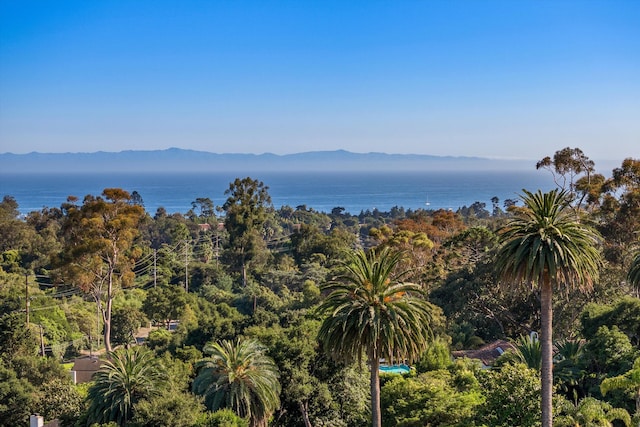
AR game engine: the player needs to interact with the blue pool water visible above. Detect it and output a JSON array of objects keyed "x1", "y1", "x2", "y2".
[{"x1": 379, "y1": 364, "x2": 411, "y2": 374}]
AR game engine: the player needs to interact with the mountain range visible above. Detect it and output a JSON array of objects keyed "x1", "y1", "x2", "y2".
[{"x1": 0, "y1": 148, "x2": 535, "y2": 173}]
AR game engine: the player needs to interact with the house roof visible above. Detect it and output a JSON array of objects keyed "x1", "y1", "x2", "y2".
[
  {"x1": 451, "y1": 339, "x2": 515, "y2": 367},
  {"x1": 71, "y1": 355, "x2": 103, "y2": 372},
  {"x1": 70, "y1": 355, "x2": 104, "y2": 384}
]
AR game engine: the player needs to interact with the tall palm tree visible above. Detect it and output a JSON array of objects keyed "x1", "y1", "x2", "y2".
[
  {"x1": 192, "y1": 338, "x2": 281, "y2": 427},
  {"x1": 85, "y1": 346, "x2": 167, "y2": 426},
  {"x1": 317, "y1": 247, "x2": 434, "y2": 427},
  {"x1": 495, "y1": 189, "x2": 602, "y2": 427}
]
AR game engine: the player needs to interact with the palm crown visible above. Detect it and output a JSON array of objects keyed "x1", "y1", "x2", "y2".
[
  {"x1": 495, "y1": 188, "x2": 601, "y2": 293},
  {"x1": 86, "y1": 346, "x2": 167, "y2": 426},
  {"x1": 318, "y1": 247, "x2": 434, "y2": 365},
  {"x1": 193, "y1": 338, "x2": 281, "y2": 427}
]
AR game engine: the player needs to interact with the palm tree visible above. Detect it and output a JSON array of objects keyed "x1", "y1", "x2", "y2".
[
  {"x1": 317, "y1": 247, "x2": 434, "y2": 427},
  {"x1": 554, "y1": 339, "x2": 586, "y2": 396},
  {"x1": 510, "y1": 333, "x2": 543, "y2": 370},
  {"x1": 192, "y1": 338, "x2": 281, "y2": 427},
  {"x1": 498, "y1": 336, "x2": 586, "y2": 396},
  {"x1": 495, "y1": 189, "x2": 602, "y2": 427},
  {"x1": 86, "y1": 346, "x2": 167, "y2": 426}
]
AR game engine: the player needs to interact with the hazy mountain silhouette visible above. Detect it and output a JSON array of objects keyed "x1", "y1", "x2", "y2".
[{"x1": 0, "y1": 148, "x2": 534, "y2": 173}]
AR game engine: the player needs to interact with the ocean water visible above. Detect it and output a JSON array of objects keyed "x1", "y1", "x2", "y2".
[{"x1": 0, "y1": 170, "x2": 556, "y2": 216}]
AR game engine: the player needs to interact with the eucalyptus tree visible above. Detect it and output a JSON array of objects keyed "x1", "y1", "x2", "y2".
[
  {"x1": 495, "y1": 189, "x2": 602, "y2": 427},
  {"x1": 86, "y1": 346, "x2": 167, "y2": 426},
  {"x1": 599, "y1": 158, "x2": 640, "y2": 264},
  {"x1": 0, "y1": 196, "x2": 56, "y2": 272},
  {"x1": 56, "y1": 188, "x2": 146, "y2": 351},
  {"x1": 536, "y1": 147, "x2": 596, "y2": 208},
  {"x1": 317, "y1": 247, "x2": 434, "y2": 427},
  {"x1": 192, "y1": 338, "x2": 281, "y2": 427},
  {"x1": 222, "y1": 177, "x2": 272, "y2": 287},
  {"x1": 191, "y1": 197, "x2": 216, "y2": 221},
  {"x1": 0, "y1": 196, "x2": 28, "y2": 254}
]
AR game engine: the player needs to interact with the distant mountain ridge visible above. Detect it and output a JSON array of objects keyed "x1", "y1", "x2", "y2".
[{"x1": 0, "y1": 148, "x2": 534, "y2": 173}]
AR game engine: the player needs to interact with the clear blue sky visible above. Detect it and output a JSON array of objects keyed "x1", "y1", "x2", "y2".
[{"x1": 1, "y1": 0, "x2": 638, "y2": 165}]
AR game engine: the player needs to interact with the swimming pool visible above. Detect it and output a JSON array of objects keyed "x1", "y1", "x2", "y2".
[{"x1": 379, "y1": 364, "x2": 411, "y2": 374}]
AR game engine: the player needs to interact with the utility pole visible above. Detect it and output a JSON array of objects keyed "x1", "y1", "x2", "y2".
[{"x1": 25, "y1": 274, "x2": 30, "y2": 326}]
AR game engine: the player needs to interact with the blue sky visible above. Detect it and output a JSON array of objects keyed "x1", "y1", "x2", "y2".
[{"x1": 1, "y1": 0, "x2": 638, "y2": 164}]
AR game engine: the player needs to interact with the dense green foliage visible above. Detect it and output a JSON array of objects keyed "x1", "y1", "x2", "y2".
[
  {"x1": 476, "y1": 363, "x2": 543, "y2": 427},
  {"x1": 381, "y1": 360, "x2": 484, "y2": 426},
  {"x1": 0, "y1": 149, "x2": 638, "y2": 426}
]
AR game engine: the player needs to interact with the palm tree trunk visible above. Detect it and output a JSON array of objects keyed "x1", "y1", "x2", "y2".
[
  {"x1": 369, "y1": 348, "x2": 381, "y2": 427},
  {"x1": 541, "y1": 280, "x2": 553, "y2": 427}
]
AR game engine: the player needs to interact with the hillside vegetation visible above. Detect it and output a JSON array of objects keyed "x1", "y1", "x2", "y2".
[{"x1": 1, "y1": 148, "x2": 639, "y2": 427}]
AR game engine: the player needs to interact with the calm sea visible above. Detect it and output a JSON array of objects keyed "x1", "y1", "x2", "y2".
[{"x1": 0, "y1": 170, "x2": 556, "y2": 216}]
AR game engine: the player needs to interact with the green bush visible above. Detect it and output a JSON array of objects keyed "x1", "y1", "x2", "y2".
[{"x1": 199, "y1": 409, "x2": 249, "y2": 427}]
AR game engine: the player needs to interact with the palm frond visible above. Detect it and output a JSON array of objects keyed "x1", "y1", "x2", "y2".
[
  {"x1": 193, "y1": 338, "x2": 280, "y2": 427},
  {"x1": 318, "y1": 247, "x2": 434, "y2": 365},
  {"x1": 86, "y1": 347, "x2": 166, "y2": 426}
]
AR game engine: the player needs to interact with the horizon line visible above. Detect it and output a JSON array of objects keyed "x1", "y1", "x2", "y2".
[{"x1": 1, "y1": 147, "x2": 538, "y2": 161}]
